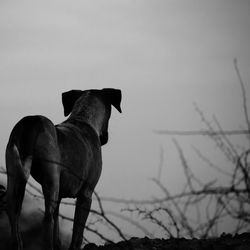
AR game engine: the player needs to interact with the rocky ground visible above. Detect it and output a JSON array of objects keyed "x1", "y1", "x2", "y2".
[
  {"x1": 1, "y1": 206, "x2": 249, "y2": 250},
  {"x1": 84, "y1": 233, "x2": 250, "y2": 250}
]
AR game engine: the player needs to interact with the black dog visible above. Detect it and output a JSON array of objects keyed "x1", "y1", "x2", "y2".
[{"x1": 6, "y1": 88, "x2": 122, "y2": 250}]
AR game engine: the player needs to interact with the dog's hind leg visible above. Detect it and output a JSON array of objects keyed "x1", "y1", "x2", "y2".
[
  {"x1": 6, "y1": 145, "x2": 32, "y2": 250},
  {"x1": 53, "y1": 198, "x2": 62, "y2": 250},
  {"x1": 6, "y1": 177, "x2": 26, "y2": 250}
]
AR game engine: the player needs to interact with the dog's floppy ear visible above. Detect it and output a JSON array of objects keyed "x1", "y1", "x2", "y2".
[
  {"x1": 102, "y1": 88, "x2": 122, "y2": 113},
  {"x1": 62, "y1": 90, "x2": 83, "y2": 116}
]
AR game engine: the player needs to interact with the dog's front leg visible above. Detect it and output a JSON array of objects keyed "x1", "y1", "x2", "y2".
[{"x1": 69, "y1": 195, "x2": 92, "y2": 250}]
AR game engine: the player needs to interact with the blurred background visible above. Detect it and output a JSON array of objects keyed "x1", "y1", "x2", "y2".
[{"x1": 0, "y1": 0, "x2": 250, "y2": 247}]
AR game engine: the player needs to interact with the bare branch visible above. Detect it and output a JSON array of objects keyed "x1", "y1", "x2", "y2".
[
  {"x1": 155, "y1": 129, "x2": 249, "y2": 136},
  {"x1": 234, "y1": 58, "x2": 250, "y2": 143}
]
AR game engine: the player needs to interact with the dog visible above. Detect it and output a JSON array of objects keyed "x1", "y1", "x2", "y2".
[{"x1": 5, "y1": 88, "x2": 122, "y2": 250}]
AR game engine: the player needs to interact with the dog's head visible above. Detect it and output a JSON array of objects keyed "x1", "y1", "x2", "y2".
[{"x1": 62, "y1": 88, "x2": 122, "y2": 145}]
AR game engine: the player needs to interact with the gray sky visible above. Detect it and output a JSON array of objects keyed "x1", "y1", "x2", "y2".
[{"x1": 0, "y1": 0, "x2": 250, "y2": 236}]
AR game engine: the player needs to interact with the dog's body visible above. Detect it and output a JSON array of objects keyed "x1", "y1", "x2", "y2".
[{"x1": 6, "y1": 89, "x2": 122, "y2": 250}]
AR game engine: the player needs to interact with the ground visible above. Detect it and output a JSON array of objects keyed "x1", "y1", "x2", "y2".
[
  {"x1": 0, "y1": 206, "x2": 249, "y2": 250},
  {"x1": 83, "y1": 234, "x2": 250, "y2": 250}
]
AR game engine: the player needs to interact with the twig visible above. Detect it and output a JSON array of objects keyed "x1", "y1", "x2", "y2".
[
  {"x1": 234, "y1": 58, "x2": 250, "y2": 144},
  {"x1": 155, "y1": 129, "x2": 249, "y2": 136}
]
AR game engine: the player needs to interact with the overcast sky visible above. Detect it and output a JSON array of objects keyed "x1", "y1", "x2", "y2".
[{"x1": 0, "y1": 0, "x2": 250, "y2": 229}]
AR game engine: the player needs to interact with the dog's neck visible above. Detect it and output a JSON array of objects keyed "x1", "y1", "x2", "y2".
[
  {"x1": 64, "y1": 115, "x2": 101, "y2": 136},
  {"x1": 65, "y1": 97, "x2": 107, "y2": 137}
]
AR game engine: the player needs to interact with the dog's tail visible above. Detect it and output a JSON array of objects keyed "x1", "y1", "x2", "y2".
[
  {"x1": 10, "y1": 144, "x2": 32, "y2": 182},
  {"x1": 6, "y1": 144, "x2": 32, "y2": 184},
  {"x1": 5, "y1": 144, "x2": 32, "y2": 213}
]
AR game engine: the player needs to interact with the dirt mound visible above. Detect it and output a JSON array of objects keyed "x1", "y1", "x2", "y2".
[{"x1": 84, "y1": 233, "x2": 250, "y2": 250}]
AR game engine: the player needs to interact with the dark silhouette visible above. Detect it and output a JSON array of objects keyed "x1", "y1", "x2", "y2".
[{"x1": 5, "y1": 89, "x2": 122, "y2": 250}]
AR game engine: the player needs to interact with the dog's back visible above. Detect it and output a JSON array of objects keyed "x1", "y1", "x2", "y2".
[{"x1": 55, "y1": 121, "x2": 102, "y2": 198}]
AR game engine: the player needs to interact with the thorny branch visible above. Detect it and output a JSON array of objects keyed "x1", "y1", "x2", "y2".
[
  {"x1": 234, "y1": 58, "x2": 250, "y2": 144},
  {"x1": 117, "y1": 60, "x2": 250, "y2": 238}
]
